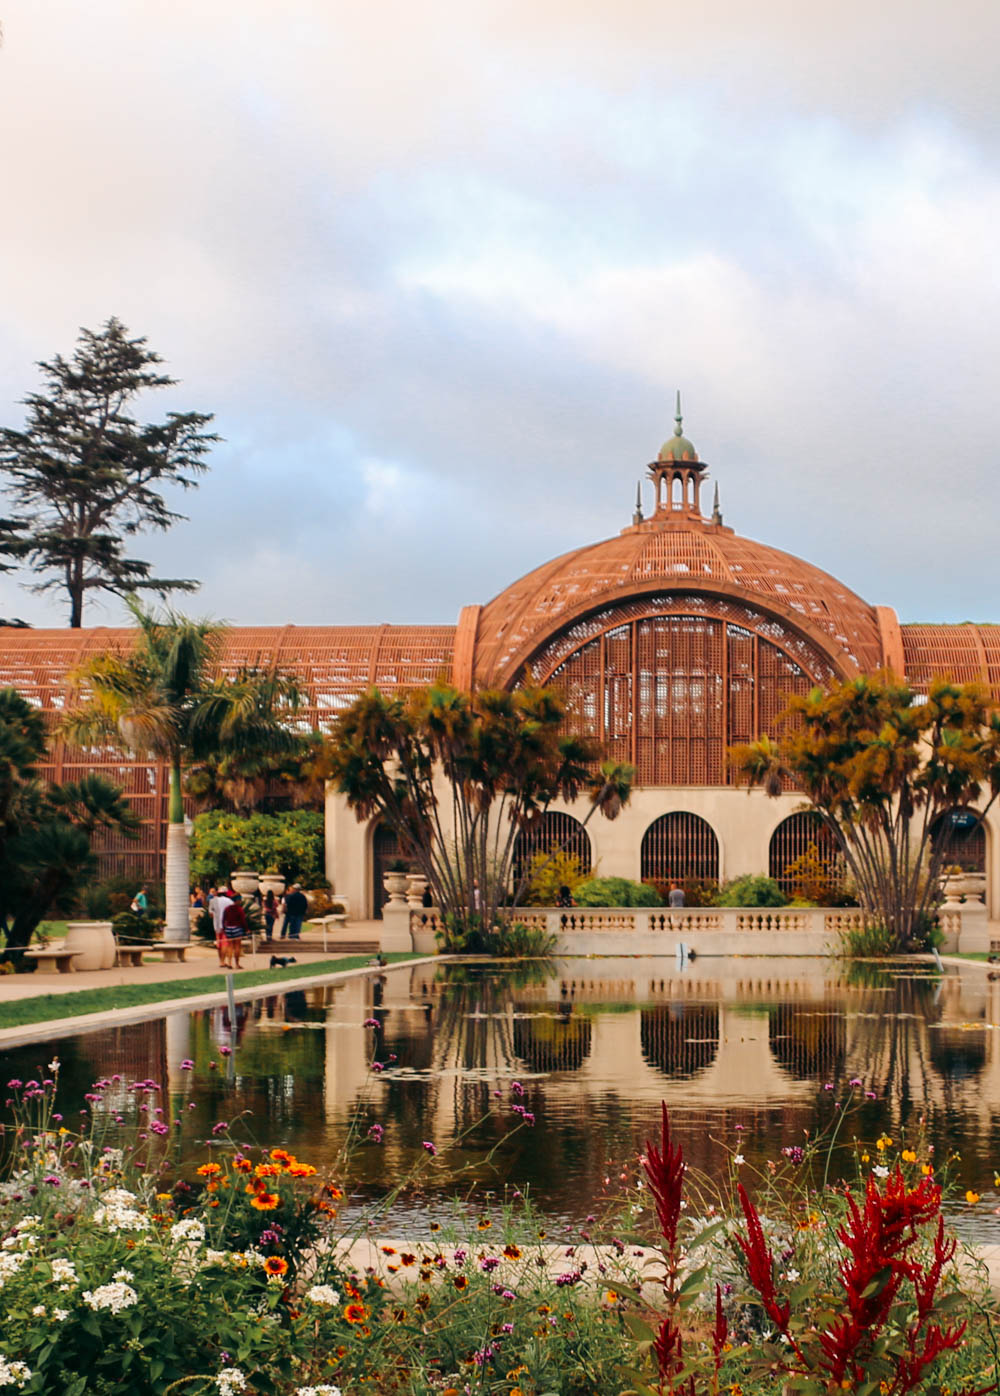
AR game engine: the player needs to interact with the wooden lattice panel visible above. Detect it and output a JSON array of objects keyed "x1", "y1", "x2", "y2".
[
  {"x1": 512, "y1": 811, "x2": 593, "y2": 885},
  {"x1": 769, "y1": 812, "x2": 841, "y2": 894},
  {"x1": 0, "y1": 624, "x2": 456, "y2": 881},
  {"x1": 474, "y1": 519, "x2": 883, "y2": 683},
  {"x1": 900, "y1": 624, "x2": 1000, "y2": 696},
  {"x1": 523, "y1": 597, "x2": 828, "y2": 787}
]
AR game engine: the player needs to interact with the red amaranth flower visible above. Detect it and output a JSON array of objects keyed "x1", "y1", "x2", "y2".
[{"x1": 643, "y1": 1102, "x2": 685, "y2": 1252}]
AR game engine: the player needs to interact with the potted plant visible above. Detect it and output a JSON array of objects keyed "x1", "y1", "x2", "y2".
[
  {"x1": 259, "y1": 867, "x2": 286, "y2": 898},
  {"x1": 383, "y1": 859, "x2": 409, "y2": 904}
]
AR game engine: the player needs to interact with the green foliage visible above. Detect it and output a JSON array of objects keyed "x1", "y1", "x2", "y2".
[
  {"x1": 716, "y1": 874, "x2": 788, "y2": 906},
  {"x1": 110, "y1": 909, "x2": 163, "y2": 944},
  {"x1": 0, "y1": 690, "x2": 140, "y2": 956},
  {"x1": 79, "y1": 872, "x2": 163, "y2": 920},
  {"x1": 732, "y1": 674, "x2": 1000, "y2": 952},
  {"x1": 189, "y1": 809, "x2": 325, "y2": 887},
  {"x1": 524, "y1": 847, "x2": 585, "y2": 904},
  {"x1": 0, "y1": 317, "x2": 217, "y2": 627},
  {"x1": 574, "y1": 875, "x2": 662, "y2": 906},
  {"x1": 323, "y1": 681, "x2": 633, "y2": 944}
]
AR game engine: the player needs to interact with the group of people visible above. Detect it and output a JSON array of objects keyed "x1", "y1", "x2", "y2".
[{"x1": 190, "y1": 882, "x2": 311, "y2": 969}]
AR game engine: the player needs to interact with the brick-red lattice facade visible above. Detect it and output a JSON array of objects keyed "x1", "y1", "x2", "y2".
[{"x1": 0, "y1": 502, "x2": 994, "y2": 881}]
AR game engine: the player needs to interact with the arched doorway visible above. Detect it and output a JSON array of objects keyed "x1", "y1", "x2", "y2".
[
  {"x1": 641, "y1": 812, "x2": 719, "y2": 892},
  {"x1": 769, "y1": 811, "x2": 843, "y2": 900},
  {"x1": 512, "y1": 811, "x2": 592, "y2": 891},
  {"x1": 371, "y1": 822, "x2": 411, "y2": 920}
]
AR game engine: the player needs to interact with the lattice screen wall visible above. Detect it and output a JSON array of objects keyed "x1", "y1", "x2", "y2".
[
  {"x1": 511, "y1": 811, "x2": 593, "y2": 886},
  {"x1": 0, "y1": 625, "x2": 456, "y2": 881},
  {"x1": 640, "y1": 811, "x2": 720, "y2": 883},
  {"x1": 525, "y1": 600, "x2": 824, "y2": 786}
]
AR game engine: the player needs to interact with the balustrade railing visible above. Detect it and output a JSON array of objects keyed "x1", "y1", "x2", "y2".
[{"x1": 409, "y1": 905, "x2": 871, "y2": 937}]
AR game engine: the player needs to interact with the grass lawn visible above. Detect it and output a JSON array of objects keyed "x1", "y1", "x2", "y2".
[
  {"x1": 949, "y1": 951, "x2": 992, "y2": 961},
  {"x1": 0, "y1": 952, "x2": 425, "y2": 1031}
]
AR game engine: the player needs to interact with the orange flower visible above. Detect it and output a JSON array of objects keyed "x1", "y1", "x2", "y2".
[
  {"x1": 415, "y1": 1293, "x2": 431, "y2": 1311},
  {"x1": 251, "y1": 1192, "x2": 280, "y2": 1211},
  {"x1": 381, "y1": 1246, "x2": 397, "y2": 1255},
  {"x1": 477, "y1": 1218, "x2": 492, "y2": 1231},
  {"x1": 429, "y1": 1222, "x2": 441, "y2": 1232},
  {"x1": 255, "y1": 1163, "x2": 281, "y2": 1178},
  {"x1": 264, "y1": 1256, "x2": 288, "y2": 1277},
  {"x1": 234, "y1": 1157, "x2": 253, "y2": 1173},
  {"x1": 344, "y1": 1302, "x2": 368, "y2": 1324},
  {"x1": 452, "y1": 1276, "x2": 468, "y2": 1291},
  {"x1": 503, "y1": 1243, "x2": 521, "y2": 1259},
  {"x1": 400, "y1": 1253, "x2": 416, "y2": 1267},
  {"x1": 270, "y1": 1148, "x2": 293, "y2": 1164},
  {"x1": 288, "y1": 1162, "x2": 317, "y2": 1178},
  {"x1": 326, "y1": 1185, "x2": 344, "y2": 1200},
  {"x1": 197, "y1": 1163, "x2": 222, "y2": 1176}
]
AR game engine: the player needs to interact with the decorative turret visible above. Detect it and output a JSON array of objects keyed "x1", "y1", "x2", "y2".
[{"x1": 647, "y1": 392, "x2": 708, "y2": 519}]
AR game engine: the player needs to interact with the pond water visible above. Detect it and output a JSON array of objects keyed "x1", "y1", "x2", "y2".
[{"x1": 3, "y1": 957, "x2": 1000, "y2": 1239}]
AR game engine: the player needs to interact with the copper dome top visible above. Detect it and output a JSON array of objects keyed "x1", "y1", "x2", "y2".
[{"x1": 472, "y1": 517, "x2": 883, "y2": 685}]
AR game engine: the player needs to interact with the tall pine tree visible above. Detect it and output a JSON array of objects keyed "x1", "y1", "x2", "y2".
[{"x1": 0, "y1": 317, "x2": 217, "y2": 626}]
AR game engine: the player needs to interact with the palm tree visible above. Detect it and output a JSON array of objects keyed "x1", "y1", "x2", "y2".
[{"x1": 62, "y1": 599, "x2": 302, "y2": 941}]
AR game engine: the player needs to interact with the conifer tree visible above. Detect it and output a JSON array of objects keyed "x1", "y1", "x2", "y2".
[{"x1": 0, "y1": 317, "x2": 217, "y2": 626}]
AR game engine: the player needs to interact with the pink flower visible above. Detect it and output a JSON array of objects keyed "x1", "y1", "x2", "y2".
[{"x1": 422, "y1": 1141, "x2": 437, "y2": 1156}]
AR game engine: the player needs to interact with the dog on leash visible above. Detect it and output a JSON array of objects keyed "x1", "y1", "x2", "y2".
[{"x1": 269, "y1": 955, "x2": 298, "y2": 969}]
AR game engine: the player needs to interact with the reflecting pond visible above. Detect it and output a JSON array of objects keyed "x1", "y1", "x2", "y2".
[{"x1": 4, "y1": 957, "x2": 1000, "y2": 1238}]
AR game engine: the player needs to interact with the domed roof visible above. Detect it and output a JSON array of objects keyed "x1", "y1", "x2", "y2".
[
  {"x1": 472, "y1": 520, "x2": 883, "y2": 685},
  {"x1": 657, "y1": 392, "x2": 699, "y2": 464}
]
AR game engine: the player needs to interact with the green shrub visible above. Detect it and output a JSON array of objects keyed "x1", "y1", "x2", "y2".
[
  {"x1": 189, "y1": 809, "x2": 325, "y2": 888},
  {"x1": 716, "y1": 874, "x2": 787, "y2": 907},
  {"x1": 574, "y1": 875, "x2": 662, "y2": 907},
  {"x1": 111, "y1": 909, "x2": 163, "y2": 944},
  {"x1": 523, "y1": 849, "x2": 585, "y2": 905}
]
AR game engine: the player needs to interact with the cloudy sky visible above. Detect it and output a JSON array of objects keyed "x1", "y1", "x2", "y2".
[{"x1": 1, "y1": 0, "x2": 998, "y2": 631}]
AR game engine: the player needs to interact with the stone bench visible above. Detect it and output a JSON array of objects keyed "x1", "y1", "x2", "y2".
[
  {"x1": 115, "y1": 945, "x2": 146, "y2": 968},
  {"x1": 24, "y1": 948, "x2": 76, "y2": 974},
  {"x1": 147, "y1": 942, "x2": 188, "y2": 963}
]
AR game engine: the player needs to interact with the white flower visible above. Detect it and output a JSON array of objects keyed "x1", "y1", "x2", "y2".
[
  {"x1": 52, "y1": 1308, "x2": 68, "y2": 1322},
  {"x1": 169, "y1": 1218, "x2": 206, "y2": 1247},
  {"x1": 92, "y1": 1200, "x2": 149, "y2": 1233},
  {"x1": 82, "y1": 1281, "x2": 139, "y2": 1314},
  {"x1": 0, "y1": 1357, "x2": 31, "y2": 1388},
  {"x1": 873, "y1": 1165, "x2": 890, "y2": 1179},
  {"x1": 48, "y1": 1058, "x2": 59, "y2": 1073},
  {"x1": 733, "y1": 1155, "x2": 745, "y2": 1166},
  {"x1": 51, "y1": 1258, "x2": 77, "y2": 1284},
  {"x1": 0, "y1": 1252, "x2": 27, "y2": 1286},
  {"x1": 296, "y1": 1387, "x2": 342, "y2": 1396},
  {"x1": 304, "y1": 1284, "x2": 340, "y2": 1306},
  {"x1": 112, "y1": 1268, "x2": 134, "y2": 1283},
  {"x1": 217, "y1": 1369, "x2": 248, "y2": 1396},
  {"x1": 31, "y1": 1305, "x2": 46, "y2": 1317},
  {"x1": 785, "y1": 1268, "x2": 800, "y2": 1283},
  {"x1": 204, "y1": 1249, "x2": 228, "y2": 1267}
]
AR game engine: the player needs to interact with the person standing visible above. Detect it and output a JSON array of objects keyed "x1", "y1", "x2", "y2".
[
  {"x1": 263, "y1": 888, "x2": 278, "y2": 941},
  {"x1": 131, "y1": 885, "x2": 148, "y2": 916},
  {"x1": 221, "y1": 893, "x2": 248, "y2": 969},
  {"x1": 212, "y1": 885, "x2": 234, "y2": 966},
  {"x1": 282, "y1": 883, "x2": 308, "y2": 941},
  {"x1": 668, "y1": 882, "x2": 686, "y2": 908}
]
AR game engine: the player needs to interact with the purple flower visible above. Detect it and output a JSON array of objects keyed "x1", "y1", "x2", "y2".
[
  {"x1": 422, "y1": 1141, "x2": 437, "y2": 1156},
  {"x1": 52, "y1": 1114, "x2": 62, "y2": 1123},
  {"x1": 6, "y1": 1079, "x2": 22, "y2": 1089},
  {"x1": 823, "y1": 1082, "x2": 834, "y2": 1091},
  {"x1": 781, "y1": 1145, "x2": 805, "y2": 1164},
  {"x1": 501, "y1": 1321, "x2": 514, "y2": 1333},
  {"x1": 511, "y1": 1081, "x2": 524, "y2": 1097},
  {"x1": 363, "y1": 1018, "x2": 379, "y2": 1028},
  {"x1": 43, "y1": 1175, "x2": 61, "y2": 1187},
  {"x1": 218, "y1": 1047, "x2": 232, "y2": 1057},
  {"x1": 188, "y1": 1102, "x2": 197, "y2": 1110},
  {"x1": 849, "y1": 1078, "x2": 862, "y2": 1087},
  {"x1": 522, "y1": 1112, "x2": 535, "y2": 1127},
  {"x1": 480, "y1": 1256, "x2": 500, "y2": 1272},
  {"x1": 180, "y1": 1059, "x2": 195, "y2": 1070},
  {"x1": 865, "y1": 1090, "x2": 877, "y2": 1100},
  {"x1": 555, "y1": 1271, "x2": 581, "y2": 1287},
  {"x1": 370, "y1": 1062, "x2": 384, "y2": 1073},
  {"x1": 211, "y1": 1121, "x2": 228, "y2": 1136},
  {"x1": 734, "y1": 1124, "x2": 746, "y2": 1131},
  {"x1": 453, "y1": 1248, "x2": 467, "y2": 1264},
  {"x1": 150, "y1": 1121, "x2": 169, "y2": 1135},
  {"x1": 367, "y1": 1124, "x2": 384, "y2": 1143},
  {"x1": 501, "y1": 1290, "x2": 515, "y2": 1301}
]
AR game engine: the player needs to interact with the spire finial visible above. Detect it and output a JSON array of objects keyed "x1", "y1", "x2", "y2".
[
  {"x1": 711, "y1": 482, "x2": 723, "y2": 526},
  {"x1": 674, "y1": 390, "x2": 683, "y2": 437},
  {"x1": 632, "y1": 479, "x2": 644, "y2": 526}
]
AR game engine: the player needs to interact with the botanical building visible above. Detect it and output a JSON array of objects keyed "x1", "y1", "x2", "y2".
[{"x1": 2, "y1": 405, "x2": 998, "y2": 916}]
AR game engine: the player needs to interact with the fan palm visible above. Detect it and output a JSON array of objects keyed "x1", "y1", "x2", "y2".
[{"x1": 62, "y1": 599, "x2": 302, "y2": 940}]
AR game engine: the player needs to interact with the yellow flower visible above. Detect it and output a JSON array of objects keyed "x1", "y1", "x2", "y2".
[
  {"x1": 901, "y1": 1149, "x2": 917, "y2": 1164},
  {"x1": 922, "y1": 1165, "x2": 934, "y2": 1177},
  {"x1": 966, "y1": 1190, "x2": 981, "y2": 1205},
  {"x1": 876, "y1": 1134, "x2": 892, "y2": 1152},
  {"x1": 861, "y1": 1153, "x2": 870, "y2": 1163}
]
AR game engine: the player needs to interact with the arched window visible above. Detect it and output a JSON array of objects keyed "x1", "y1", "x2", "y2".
[
  {"x1": 512, "y1": 811, "x2": 592, "y2": 887},
  {"x1": 640, "y1": 1005, "x2": 719, "y2": 1080},
  {"x1": 769, "y1": 812, "x2": 843, "y2": 898},
  {"x1": 930, "y1": 809, "x2": 986, "y2": 873},
  {"x1": 641, "y1": 812, "x2": 719, "y2": 886}
]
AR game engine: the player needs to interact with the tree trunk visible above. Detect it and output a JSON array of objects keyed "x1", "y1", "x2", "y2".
[{"x1": 164, "y1": 758, "x2": 190, "y2": 942}]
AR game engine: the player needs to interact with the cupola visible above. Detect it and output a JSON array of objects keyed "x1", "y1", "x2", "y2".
[{"x1": 648, "y1": 392, "x2": 708, "y2": 519}]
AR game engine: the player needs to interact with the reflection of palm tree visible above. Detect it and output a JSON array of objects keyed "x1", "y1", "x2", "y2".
[{"x1": 841, "y1": 973, "x2": 943, "y2": 1123}]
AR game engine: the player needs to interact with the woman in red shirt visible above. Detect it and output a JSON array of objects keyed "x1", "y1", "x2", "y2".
[{"x1": 221, "y1": 893, "x2": 249, "y2": 969}]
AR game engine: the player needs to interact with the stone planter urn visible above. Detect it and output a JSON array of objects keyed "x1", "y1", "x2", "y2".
[
  {"x1": 231, "y1": 869, "x2": 259, "y2": 897},
  {"x1": 258, "y1": 871, "x2": 286, "y2": 898},
  {"x1": 406, "y1": 873, "x2": 429, "y2": 908},
  {"x1": 383, "y1": 871, "x2": 408, "y2": 906},
  {"x1": 410, "y1": 919, "x2": 439, "y2": 955},
  {"x1": 64, "y1": 921, "x2": 116, "y2": 971}
]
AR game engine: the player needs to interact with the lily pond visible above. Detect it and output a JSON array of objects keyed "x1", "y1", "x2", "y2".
[{"x1": 3, "y1": 956, "x2": 1000, "y2": 1240}]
